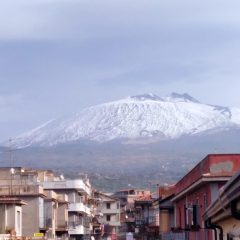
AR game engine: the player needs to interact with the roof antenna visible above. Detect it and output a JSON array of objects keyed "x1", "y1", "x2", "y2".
[{"x1": 9, "y1": 138, "x2": 14, "y2": 168}]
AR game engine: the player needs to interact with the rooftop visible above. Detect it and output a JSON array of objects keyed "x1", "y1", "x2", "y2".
[{"x1": 174, "y1": 154, "x2": 240, "y2": 196}]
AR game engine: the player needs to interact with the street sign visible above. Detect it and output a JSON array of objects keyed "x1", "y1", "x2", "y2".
[{"x1": 34, "y1": 233, "x2": 44, "y2": 237}]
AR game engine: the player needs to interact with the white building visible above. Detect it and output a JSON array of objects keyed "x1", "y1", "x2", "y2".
[
  {"x1": 98, "y1": 193, "x2": 121, "y2": 237},
  {"x1": 43, "y1": 178, "x2": 92, "y2": 240}
]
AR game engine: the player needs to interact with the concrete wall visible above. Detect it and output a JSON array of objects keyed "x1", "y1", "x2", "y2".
[
  {"x1": 6, "y1": 205, "x2": 16, "y2": 233},
  {"x1": 21, "y1": 196, "x2": 41, "y2": 237},
  {"x1": 0, "y1": 205, "x2": 6, "y2": 233},
  {"x1": 0, "y1": 204, "x2": 22, "y2": 236},
  {"x1": 57, "y1": 203, "x2": 68, "y2": 228}
]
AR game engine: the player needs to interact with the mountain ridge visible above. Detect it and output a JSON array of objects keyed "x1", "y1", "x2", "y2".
[{"x1": 7, "y1": 93, "x2": 240, "y2": 148}]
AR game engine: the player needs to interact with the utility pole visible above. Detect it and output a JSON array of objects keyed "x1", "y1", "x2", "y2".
[{"x1": 9, "y1": 138, "x2": 14, "y2": 195}]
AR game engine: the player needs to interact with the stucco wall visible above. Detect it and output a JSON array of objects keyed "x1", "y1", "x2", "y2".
[{"x1": 21, "y1": 196, "x2": 41, "y2": 237}]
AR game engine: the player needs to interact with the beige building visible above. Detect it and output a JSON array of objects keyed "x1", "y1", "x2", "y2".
[
  {"x1": 0, "y1": 197, "x2": 26, "y2": 237},
  {"x1": 55, "y1": 193, "x2": 69, "y2": 237},
  {"x1": 42, "y1": 190, "x2": 58, "y2": 238},
  {"x1": 97, "y1": 193, "x2": 120, "y2": 237},
  {"x1": 35, "y1": 169, "x2": 69, "y2": 238},
  {"x1": 0, "y1": 167, "x2": 69, "y2": 239},
  {"x1": 0, "y1": 167, "x2": 98, "y2": 240},
  {"x1": 114, "y1": 188, "x2": 151, "y2": 233},
  {"x1": 0, "y1": 167, "x2": 47, "y2": 238}
]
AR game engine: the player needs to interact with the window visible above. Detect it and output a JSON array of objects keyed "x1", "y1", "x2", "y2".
[
  {"x1": 106, "y1": 215, "x2": 111, "y2": 221},
  {"x1": 106, "y1": 203, "x2": 111, "y2": 209}
]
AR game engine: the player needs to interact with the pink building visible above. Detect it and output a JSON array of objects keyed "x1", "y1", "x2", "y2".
[{"x1": 171, "y1": 154, "x2": 240, "y2": 240}]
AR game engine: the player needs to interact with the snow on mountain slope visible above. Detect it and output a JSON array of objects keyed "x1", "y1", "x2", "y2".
[{"x1": 10, "y1": 93, "x2": 240, "y2": 147}]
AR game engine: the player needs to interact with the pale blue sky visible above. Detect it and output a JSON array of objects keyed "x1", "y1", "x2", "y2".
[{"x1": 1, "y1": 0, "x2": 240, "y2": 141}]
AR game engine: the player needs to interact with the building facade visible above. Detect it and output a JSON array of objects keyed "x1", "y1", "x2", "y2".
[
  {"x1": 0, "y1": 197, "x2": 26, "y2": 237},
  {"x1": 0, "y1": 167, "x2": 48, "y2": 238},
  {"x1": 0, "y1": 167, "x2": 95, "y2": 240},
  {"x1": 43, "y1": 177, "x2": 93, "y2": 240},
  {"x1": 171, "y1": 154, "x2": 240, "y2": 240},
  {"x1": 97, "y1": 193, "x2": 120, "y2": 239},
  {"x1": 204, "y1": 171, "x2": 240, "y2": 240},
  {"x1": 114, "y1": 189, "x2": 151, "y2": 234}
]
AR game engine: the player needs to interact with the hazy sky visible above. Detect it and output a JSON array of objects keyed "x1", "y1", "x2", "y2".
[{"x1": 1, "y1": 0, "x2": 240, "y2": 141}]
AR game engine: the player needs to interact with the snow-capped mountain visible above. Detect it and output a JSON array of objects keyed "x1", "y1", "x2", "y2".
[{"x1": 10, "y1": 93, "x2": 240, "y2": 148}]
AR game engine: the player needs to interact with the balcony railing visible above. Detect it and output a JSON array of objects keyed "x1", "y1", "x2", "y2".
[
  {"x1": 0, "y1": 185, "x2": 44, "y2": 196},
  {"x1": 68, "y1": 221, "x2": 91, "y2": 235},
  {"x1": 57, "y1": 194, "x2": 68, "y2": 202},
  {"x1": 135, "y1": 218, "x2": 148, "y2": 225},
  {"x1": 68, "y1": 222, "x2": 84, "y2": 235},
  {"x1": 44, "y1": 190, "x2": 58, "y2": 200},
  {"x1": 56, "y1": 221, "x2": 68, "y2": 230},
  {"x1": 68, "y1": 203, "x2": 91, "y2": 215},
  {"x1": 39, "y1": 218, "x2": 52, "y2": 229},
  {"x1": 43, "y1": 180, "x2": 91, "y2": 195},
  {"x1": 101, "y1": 208, "x2": 120, "y2": 214},
  {"x1": 135, "y1": 216, "x2": 157, "y2": 226},
  {"x1": 68, "y1": 219, "x2": 90, "y2": 229}
]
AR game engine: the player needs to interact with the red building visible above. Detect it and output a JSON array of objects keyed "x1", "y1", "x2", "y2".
[{"x1": 171, "y1": 154, "x2": 240, "y2": 240}]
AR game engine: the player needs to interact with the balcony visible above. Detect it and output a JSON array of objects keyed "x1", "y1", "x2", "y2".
[
  {"x1": 57, "y1": 194, "x2": 68, "y2": 203},
  {"x1": 0, "y1": 185, "x2": 44, "y2": 196},
  {"x1": 56, "y1": 222, "x2": 68, "y2": 232},
  {"x1": 68, "y1": 203, "x2": 91, "y2": 215},
  {"x1": 43, "y1": 180, "x2": 91, "y2": 195},
  {"x1": 68, "y1": 222, "x2": 91, "y2": 235},
  {"x1": 68, "y1": 223, "x2": 84, "y2": 235},
  {"x1": 101, "y1": 208, "x2": 120, "y2": 214},
  {"x1": 44, "y1": 190, "x2": 58, "y2": 200},
  {"x1": 39, "y1": 218, "x2": 52, "y2": 230}
]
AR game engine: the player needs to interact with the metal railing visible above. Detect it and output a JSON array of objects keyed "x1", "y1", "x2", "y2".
[
  {"x1": 68, "y1": 218, "x2": 91, "y2": 229},
  {"x1": 39, "y1": 217, "x2": 53, "y2": 228},
  {"x1": 160, "y1": 232, "x2": 186, "y2": 240},
  {"x1": 0, "y1": 185, "x2": 43, "y2": 195}
]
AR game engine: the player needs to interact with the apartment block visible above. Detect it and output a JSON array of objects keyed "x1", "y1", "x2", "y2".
[
  {"x1": 114, "y1": 188, "x2": 151, "y2": 234},
  {"x1": 134, "y1": 194, "x2": 159, "y2": 239},
  {"x1": 97, "y1": 192, "x2": 120, "y2": 238},
  {"x1": 43, "y1": 177, "x2": 93, "y2": 240},
  {"x1": 0, "y1": 167, "x2": 47, "y2": 238}
]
